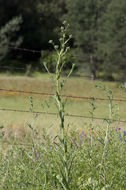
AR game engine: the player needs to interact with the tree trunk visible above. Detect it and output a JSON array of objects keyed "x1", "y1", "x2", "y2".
[
  {"x1": 90, "y1": 54, "x2": 96, "y2": 80},
  {"x1": 124, "y1": 72, "x2": 126, "y2": 88}
]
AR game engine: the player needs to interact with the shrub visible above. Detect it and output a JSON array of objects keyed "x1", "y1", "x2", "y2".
[{"x1": 40, "y1": 49, "x2": 77, "y2": 73}]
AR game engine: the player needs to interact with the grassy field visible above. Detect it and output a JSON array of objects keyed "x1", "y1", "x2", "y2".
[
  {"x1": 0, "y1": 73, "x2": 126, "y2": 189},
  {"x1": 0, "y1": 23, "x2": 126, "y2": 189},
  {"x1": 0, "y1": 73, "x2": 126, "y2": 137}
]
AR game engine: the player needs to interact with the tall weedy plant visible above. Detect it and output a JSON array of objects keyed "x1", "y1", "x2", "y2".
[
  {"x1": 44, "y1": 21, "x2": 75, "y2": 190},
  {"x1": 95, "y1": 84, "x2": 120, "y2": 189}
]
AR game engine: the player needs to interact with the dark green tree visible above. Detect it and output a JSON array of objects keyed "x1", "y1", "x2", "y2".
[
  {"x1": 0, "y1": 16, "x2": 22, "y2": 64},
  {"x1": 97, "y1": 0, "x2": 126, "y2": 82},
  {"x1": 65, "y1": 0, "x2": 111, "y2": 79},
  {"x1": 0, "y1": 0, "x2": 65, "y2": 68},
  {"x1": 0, "y1": 0, "x2": 64, "y2": 49}
]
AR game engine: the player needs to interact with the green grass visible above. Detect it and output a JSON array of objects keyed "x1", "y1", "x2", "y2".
[
  {"x1": 0, "y1": 74, "x2": 126, "y2": 122},
  {"x1": 0, "y1": 73, "x2": 125, "y2": 141},
  {"x1": 0, "y1": 119, "x2": 126, "y2": 190}
]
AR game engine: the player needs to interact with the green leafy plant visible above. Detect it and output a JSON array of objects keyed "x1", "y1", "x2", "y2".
[
  {"x1": 95, "y1": 84, "x2": 121, "y2": 188},
  {"x1": 43, "y1": 21, "x2": 75, "y2": 190}
]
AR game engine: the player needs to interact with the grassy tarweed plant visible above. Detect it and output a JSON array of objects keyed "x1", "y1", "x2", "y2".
[
  {"x1": 0, "y1": 22, "x2": 126, "y2": 190},
  {"x1": 44, "y1": 21, "x2": 75, "y2": 189}
]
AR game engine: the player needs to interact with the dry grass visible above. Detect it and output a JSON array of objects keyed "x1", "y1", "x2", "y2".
[{"x1": 0, "y1": 74, "x2": 126, "y2": 139}]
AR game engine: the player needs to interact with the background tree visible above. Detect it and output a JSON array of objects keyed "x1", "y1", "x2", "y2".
[
  {"x1": 65, "y1": 0, "x2": 111, "y2": 79},
  {"x1": 0, "y1": 0, "x2": 64, "y2": 66},
  {"x1": 0, "y1": 0, "x2": 125, "y2": 81},
  {"x1": 0, "y1": 16, "x2": 22, "y2": 64},
  {"x1": 97, "y1": 0, "x2": 126, "y2": 82}
]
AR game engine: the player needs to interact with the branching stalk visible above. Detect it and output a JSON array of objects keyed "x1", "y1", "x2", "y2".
[{"x1": 44, "y1": 21, "x2": 74, "y2": 190}]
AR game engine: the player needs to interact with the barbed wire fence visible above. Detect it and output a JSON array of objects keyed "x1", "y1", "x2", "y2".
[
  {"x1": 0, "y1": 88, "x2": 126, "y2": 123},
  {"x1": 0, "y1": 88, "x2": 126, "y2": 102},
  {"x1": 0, "y1": 108, "x2": 126, "y2": 123},
  {"x1": 0, "y1": 46, "x2": 102, "y2": 79},
  {"x1": 0, "y1": 45, "x2": 125, "y2": 80},
  {"x1": 0, "y1": 45, "x2": 126, "y2": 146}
]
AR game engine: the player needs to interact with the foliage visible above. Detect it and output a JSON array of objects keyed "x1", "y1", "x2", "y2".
[
  {"x1": 0, "y1": 22, "x2": 126, "y2": 190},
  {"x1": 65, "y1": 0, "x2": 126, "y2": 81},
  {"x1": 0, "y1": 16, "x2": 22, "y2": 63},
  {"x1": 97, "y1": 0, "x2": 126, "y2": 81},
  {"x1": 0, "y1": 0, "x2": 63, "y2": 50},
  {"x1": 40, "y1": 49, "x2": 77, "y2": 73},
  {"x1": 0, "y1": 121, "x2": 125, "y2": 189},
  {"x1": 43, "y1": 21, "x2": 75, "y2": 189},
  {"x1": 1, "y1": 0, "x2": 126, "y2": 81},
  {"x1": 65, "y1": 0, "x2": 109, "y2": 79}
]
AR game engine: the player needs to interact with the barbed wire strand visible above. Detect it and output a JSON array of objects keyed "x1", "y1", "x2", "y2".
[
  {"x1": 0, "y1": 88, "x2": 126, "y2": 102},
  {"x1": 8, "y1": 46, "x2": 85, "y2": 59},
  {"x1": 0, "y1": 45, "x2": 123, "y2": 81},
  {"x1": 0, "y1": 108, "x2": 126, "y2": 123},
  {"x1": 0, "y1": 66, "x2": 25, "y2": 70},
  {"x1": 9, "y1": 46, "x2": 41, "y2": 54}
]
